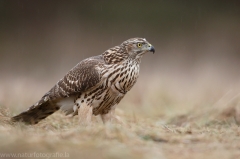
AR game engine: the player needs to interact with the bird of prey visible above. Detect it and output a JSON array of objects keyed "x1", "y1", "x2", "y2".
[{"x1": 12, "y1": 38, "x2": 155, "y2": 124}]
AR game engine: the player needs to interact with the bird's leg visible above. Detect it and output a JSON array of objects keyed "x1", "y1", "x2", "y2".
[
  {"x1": 101, "y1": 112, "x2": 112, "y2": 124},
  {"x1": 100, "y1": 108, "x2": 124, "y2": 124},
  {"x1": 78, "y1": 103, "x2": 92, "y2": 125}
]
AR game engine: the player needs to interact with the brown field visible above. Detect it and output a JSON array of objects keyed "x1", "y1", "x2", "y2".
[{"x1": 1, "y1": 75, "x2": 240, "y2": 159}]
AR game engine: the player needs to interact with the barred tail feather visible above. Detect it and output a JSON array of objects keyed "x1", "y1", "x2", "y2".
[{"x1": 11, "y1": 101, "x2": 60, "y2": 125}]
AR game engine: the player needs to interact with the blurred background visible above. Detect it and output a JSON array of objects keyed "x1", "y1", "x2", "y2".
[{"x1": 1, "y1": 0, "x2": 240, "y2": 119}]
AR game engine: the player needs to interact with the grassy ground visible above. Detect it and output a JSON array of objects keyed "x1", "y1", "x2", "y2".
[{"x1": 0, "y1": 77, "x2": 240, "y2": 159}]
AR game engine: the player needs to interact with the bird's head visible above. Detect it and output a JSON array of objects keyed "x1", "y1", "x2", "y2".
[
  {"x1": 103, "y1": 37, "x2": 155, "y2": 64},
  {"x1": 121, "y1": 38, "x2": 155, "y2": 57}
]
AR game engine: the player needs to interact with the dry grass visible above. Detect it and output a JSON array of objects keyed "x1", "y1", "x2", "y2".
[{"x1": 1, "y1": 76, "x2": 240, "y2": 159}]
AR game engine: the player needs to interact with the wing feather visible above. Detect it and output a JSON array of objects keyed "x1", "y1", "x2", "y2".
[{"x1": 41, "y1": 55, "x2": 105, "y2": 102}]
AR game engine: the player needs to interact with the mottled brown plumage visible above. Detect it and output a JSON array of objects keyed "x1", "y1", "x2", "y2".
[{"x1": 12, "y1": 38, "x2": 155, "y2": 124}]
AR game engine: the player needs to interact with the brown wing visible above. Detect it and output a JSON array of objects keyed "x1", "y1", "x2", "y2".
[
  {"x1": 11, "y1": 55, "x2": 105, "y2": 124},
  {"x1": 43, "y1": 55, "x2": 104, "y2": 102}
]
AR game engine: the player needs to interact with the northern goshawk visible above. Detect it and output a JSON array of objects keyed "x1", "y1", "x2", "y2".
[{"x1": 12, "y1": 38, "x2": 155, "y2": 124}]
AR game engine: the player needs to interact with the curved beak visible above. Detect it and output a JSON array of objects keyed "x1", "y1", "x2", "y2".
[{"x1": 148, "y1": 45, "x2": 155, "y2": 54}]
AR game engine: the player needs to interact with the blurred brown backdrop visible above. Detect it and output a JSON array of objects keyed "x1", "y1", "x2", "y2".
[{"x1": 1, "y1": 0, "x2": 240, "y2": 110}]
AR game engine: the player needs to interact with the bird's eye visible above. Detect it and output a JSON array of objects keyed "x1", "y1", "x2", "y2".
[{"x1": 137, "y1": 43, "x2": 142, "y2": 47}]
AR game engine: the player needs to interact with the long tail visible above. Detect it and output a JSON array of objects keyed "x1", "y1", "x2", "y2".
[{"x1": 11, "y1": 100, "x2": 60, "y2": 125}]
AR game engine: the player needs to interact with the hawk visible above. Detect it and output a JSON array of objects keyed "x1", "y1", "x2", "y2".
[{"x1": 12, "y1": 38, "x2": 155, "y2": 124}]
